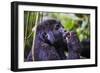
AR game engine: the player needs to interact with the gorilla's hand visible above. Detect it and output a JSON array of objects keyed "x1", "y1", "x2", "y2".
[
  {"x1": 65, "y1": 31, "x2": 81, "y2": 59},
  {"x1": 66, "y1": 31, "x2": 81, "y2": 52}
]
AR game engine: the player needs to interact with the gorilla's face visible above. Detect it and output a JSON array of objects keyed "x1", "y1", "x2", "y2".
[{"x1": 40, "y1": 19, "x2": 67, "y2": 45}]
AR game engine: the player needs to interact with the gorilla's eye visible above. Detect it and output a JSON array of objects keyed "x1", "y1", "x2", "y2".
[{"x1": 55, "y1": 24, "x2": 60, "y2": 30}]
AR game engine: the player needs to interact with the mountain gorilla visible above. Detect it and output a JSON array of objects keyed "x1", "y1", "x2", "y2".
[{"x1": 27, "y1": 19, "x2": 81, "y2": 61}]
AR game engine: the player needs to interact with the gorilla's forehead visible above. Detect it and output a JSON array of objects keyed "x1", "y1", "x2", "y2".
[
  {"x1": 41, "y1": 19, "x2": 61, "y2": 26},
  {"x1": 37, "y1": 19, "x2": 61, "y2": 30}
]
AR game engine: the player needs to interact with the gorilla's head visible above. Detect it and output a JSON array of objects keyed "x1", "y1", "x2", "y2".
[{"x1": 36, "y1": 19, "x2": 67, "y2": 45}]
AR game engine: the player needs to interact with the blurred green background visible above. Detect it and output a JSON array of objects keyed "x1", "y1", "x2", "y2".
[{"x1": 24, "y1": 11, "x2": 90, "y2": 61}]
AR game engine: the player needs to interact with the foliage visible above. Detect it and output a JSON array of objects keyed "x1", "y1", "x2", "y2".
[{"x1": 24, "y1": 11, "x2": 42, "y2": 59}]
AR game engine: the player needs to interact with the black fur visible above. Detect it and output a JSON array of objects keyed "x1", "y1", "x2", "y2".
[{"x1": 27, "y1": 19, "x2": 81, "y2": 61}]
